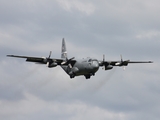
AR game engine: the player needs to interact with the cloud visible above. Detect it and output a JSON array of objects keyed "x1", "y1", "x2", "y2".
[
  {"x1": 0, "y1": 0, "x2": 160, "y2": 120},
  {"x1": 136, "y1": 30, "x2": 160, "y2": 39},
  {"x1": 56, "y1": 0, "x2": 96, "y2": 15},
  {"x1": 0, "y1": 92, "x2": 129, "y2": 120}
]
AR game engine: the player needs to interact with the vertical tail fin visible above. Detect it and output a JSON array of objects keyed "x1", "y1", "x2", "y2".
[{"x1": 61, "y1": 38, "x2": 67, "y2": 59}]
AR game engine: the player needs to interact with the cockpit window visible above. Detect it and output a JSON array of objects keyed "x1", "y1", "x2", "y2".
[
  {"x1": 88, "y1": 59, "x2": 92, "y2": 62},
  {"x1": 92, "y1": 60, "x2": 98, "y2": 65}
]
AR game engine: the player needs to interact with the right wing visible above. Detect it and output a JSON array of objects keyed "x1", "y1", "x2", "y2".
[
  {"x1": 7, "y1": 55, "x2": 62, "y2": 64},
  {"x1": 7, "y1": 55, "x2": 48, "y2": 64}
]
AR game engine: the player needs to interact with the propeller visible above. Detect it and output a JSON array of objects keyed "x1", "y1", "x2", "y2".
[
  {"x1": 67, "y1": 57, "x2": 75, "y2": 68},
  {"x1": 61, "y1": 57, "x2": 75, "y2": 68},
  {"x1": 121, "y1": 55, "x2": 126, "y2": 70},
  {"x1": 115, "y1": 55, "x2": 123, "y2": 66},
  {"x1": 116, "y1": 55, "x2": 126, "y2": 70},
  {"x1": 103, "y1": 54, "x2": 105, "y2": 63},
  {"x1": 67, "y1": 57, "x2": 75, "y2": 63},
  {"x1": 101, "y1": 54, "x2": 113, "y2": 70},
  {"x1": 102, "y1": 54, "x2": 105, "y2": 69},
  {"x1": 120, "y1": 55, "x2": 123, "y2": 63},
  {"x1": 99, "y1": 54, "x2": 105, "y2": 69},
  {"x1": 48, "y1": 51, "x2": 52, "y2": 59},
  {"x1": 46, "y1": 51, "x2": 52, "y2": 67}
]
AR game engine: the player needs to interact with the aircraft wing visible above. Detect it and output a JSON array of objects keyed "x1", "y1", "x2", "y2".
[
  {"x1": 7, "y1": 55, "x2": 64, "y2": 65},
  {"x1": 103, "y1": 60, "x2": 153, "y2": 66},
  {"x1": 7, "y1": 54, "x2": 77, "y2": 67}
]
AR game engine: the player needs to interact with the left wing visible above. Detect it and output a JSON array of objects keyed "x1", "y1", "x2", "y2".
[
  {"x1": 100, "y1": 60, "x2": 152, "y2": 70},
  {"x1": 107, "y1": 60, "x2": 153, "y2": 66},
  {"x1": 99, "y1": 55, "x2": 153, "y2": 70}
]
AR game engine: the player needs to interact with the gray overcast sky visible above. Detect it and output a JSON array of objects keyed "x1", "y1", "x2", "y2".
[{"x1": 0, "y1": 0, "x2": 160, "y2": 120}]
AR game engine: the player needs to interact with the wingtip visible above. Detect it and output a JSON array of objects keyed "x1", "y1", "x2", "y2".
[{"x1": 6, "y1": 55, "x2": 12, "y2": 57}]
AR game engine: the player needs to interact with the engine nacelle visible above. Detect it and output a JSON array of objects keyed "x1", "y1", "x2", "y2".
[
  {"x1": 115, "y1": 62, "x2": 121, "y2": 66},
  {"x1": 48, "y1": 62, "x2": 57, "y2": 68},
  {"x1": 105, "y1": 65, "x2": 113, "y2": 70},
  {"x1": 41, "y1": 57, "x2": 48, "y2": 63}
]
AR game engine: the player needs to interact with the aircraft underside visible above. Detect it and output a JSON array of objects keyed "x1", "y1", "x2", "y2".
[{"x1": 61, "y1": 65, "x2": 99, "y2": 79}]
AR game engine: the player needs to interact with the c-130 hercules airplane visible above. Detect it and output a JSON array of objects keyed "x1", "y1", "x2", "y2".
[{"x1": 7, "y1": 38, "x2": 153, "y2": 79}]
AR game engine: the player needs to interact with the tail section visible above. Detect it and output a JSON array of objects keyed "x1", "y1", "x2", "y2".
[{"x1": 61, "y1": 38, "x2": 67, "y2": 59}]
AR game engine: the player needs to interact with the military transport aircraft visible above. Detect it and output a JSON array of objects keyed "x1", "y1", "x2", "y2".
[{"x1": 7, "y1": 38, "x2": 153, "y2": 79}]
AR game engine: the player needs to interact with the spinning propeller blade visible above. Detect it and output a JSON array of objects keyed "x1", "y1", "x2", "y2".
[{"x1": 48, "y1": 51, "x2": 52, "y2": 59}]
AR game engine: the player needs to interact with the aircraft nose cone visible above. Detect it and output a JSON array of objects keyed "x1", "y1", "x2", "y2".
[{"x1": 93, "y1": 61, "x2": 99, "y2": 71}]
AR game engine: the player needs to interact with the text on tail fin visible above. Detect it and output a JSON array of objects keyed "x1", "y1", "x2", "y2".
[{"x1": 61, "y1": 38, "x2": 67, "y2": 59}]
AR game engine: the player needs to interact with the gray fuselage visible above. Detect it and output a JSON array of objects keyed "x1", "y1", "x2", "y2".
[{"x1": 61, "y1": 58, "x2": 99, "y2": 78}]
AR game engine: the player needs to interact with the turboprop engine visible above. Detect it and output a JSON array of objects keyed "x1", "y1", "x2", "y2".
[
  {"x1": 100, "y1": 55, "x2": 113, "y2": 70},
  {"x1": 47, "y1": 62, "x2": 57, "y2": 68},
  {"x1": 105, "y1": 65, "x2": 113, "y2": 70},
  {"x1": 42, "y1": 51, "x2": 58, "y2": 68}
]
